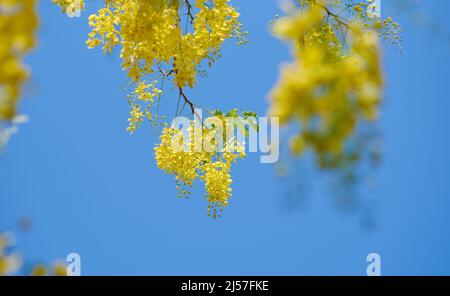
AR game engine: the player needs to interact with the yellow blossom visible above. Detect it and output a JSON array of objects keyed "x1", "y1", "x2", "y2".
[{"x1": 154, "y1": 121, "x2": 245, "y2": 217}]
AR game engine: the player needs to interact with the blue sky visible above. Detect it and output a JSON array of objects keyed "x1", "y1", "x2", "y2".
[{"x1": 1, "y1": 0, "x2": 450, "y2": 275}]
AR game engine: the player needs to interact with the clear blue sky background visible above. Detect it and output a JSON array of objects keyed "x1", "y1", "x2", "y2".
[{"x1": 1, "y1": 0, "x2": 449, "y2": 275}]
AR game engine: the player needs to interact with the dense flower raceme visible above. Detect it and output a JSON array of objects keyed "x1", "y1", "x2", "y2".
[
  {"x1": 154, "y1": 121, "x2": 245, "y2": 218},
  {"x1": 270, "y1": 0, "x2": 398, "y2": 169},
  {"x1": 0, "y1": 0, "x2": 38, "y2": 122}
]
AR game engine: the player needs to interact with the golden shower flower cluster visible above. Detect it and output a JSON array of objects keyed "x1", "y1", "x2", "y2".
[
  {"x1": 154, "y1": 121, "x2": 245, "y2": 218},
  {"x1": 55, "y1": 0, "x2": 244, "y2": 131},
  {"x1": 53, "y1": 1, "x2": 247, "y2": 214},
  {"x1": 127, "y1": 80, "x2": 162, "y2": 133},
  {"x1": 0, "y1": 0, "x2": 38, "y2": 122},
  {"x1": 270, "y1": 0, "x2": 391, "y2": 169}
]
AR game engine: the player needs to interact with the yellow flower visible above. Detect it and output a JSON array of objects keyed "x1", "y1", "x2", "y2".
[
  {"x1": 154, "y1": 121, "x2": 245, "y2": 217},
  {"x1": 127, "y1": 104, "x2": 145, "y2": 134}
]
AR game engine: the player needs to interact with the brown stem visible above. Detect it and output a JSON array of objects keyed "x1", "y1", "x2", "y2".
[
  {"x1": 178, "y1": 87, "x2": 201, "y2": 123},
  {"x1": 185, "y1": 0, "x2": 194, "y2": 24},
  {"x1": 159, "y1": 67, "x2": 175, "y2": 77}
]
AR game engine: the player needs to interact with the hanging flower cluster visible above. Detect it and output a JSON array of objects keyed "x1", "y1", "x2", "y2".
[
  {"x1": 154, "y1": 121, "x2": 245, "y2": 218},
  {"x1": 0, "y1": 0, "x2": 38, "y2": 122},
  {"x1": 53, "y1": 0, "x2": 248, "y2": 216},
  {"x1": 126, "y1": 80, "x2": 162, "y2": 133},
  {"x1": 54, "y1": 0, "x2": 245, "y2": 130},
  {"x1": 270, "y1": 0, "x2": 397, "y2": 169}
]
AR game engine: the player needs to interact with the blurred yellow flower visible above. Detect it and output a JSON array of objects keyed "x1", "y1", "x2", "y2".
[
  {"x1": 0, "y1": 0, "x2": 38, "y2": 121},
  {"x1": 270, "y1": 0, "x2": 387, "y2": 169}
]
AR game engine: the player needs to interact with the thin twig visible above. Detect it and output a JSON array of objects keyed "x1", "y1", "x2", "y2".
[
  {"x1": 159, "y1": 67, "x2": 175, "y2": 77},
  {"x1": 185, "y1": 0, "x2": 195, "y2": 24},
  {"x1": 178, "y1": 87, "x2": 202, "y2": 123},
  {"x1": 322, "y1": 5, "x2": 351, "y2": 29}
]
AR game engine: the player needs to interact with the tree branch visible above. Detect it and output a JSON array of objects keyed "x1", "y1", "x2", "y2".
[
  {"x1": 185, "y1": 0, "x2": 194, "y2": 24},
  {"x1": 159, "y1": 67, "x2": 175, "y2": 77},
  {"x1": 159, "y1": 68, "x2": 201, "y2": 123},
  {"x1": 178, "y1": 87, "x2": 198, "y2": 117},
  {"x1": 322, "y1": 5, "x2": 351, "y2": 29}
]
